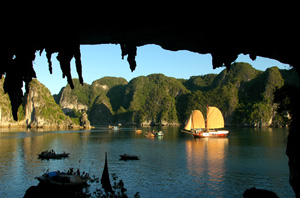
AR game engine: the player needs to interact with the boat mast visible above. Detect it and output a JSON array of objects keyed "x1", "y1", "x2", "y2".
[{"x1": 206, "y1": 105, "x2": 209, "y2": 131}]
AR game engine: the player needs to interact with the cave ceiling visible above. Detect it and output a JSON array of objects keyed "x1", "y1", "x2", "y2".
[{"x1": 1, "y1": 20, "x2": 299, "y2": 120}]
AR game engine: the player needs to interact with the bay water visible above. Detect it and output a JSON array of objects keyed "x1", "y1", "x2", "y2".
[{"x1": 0, "y1": 127, "x2": 294, "y2": 197}]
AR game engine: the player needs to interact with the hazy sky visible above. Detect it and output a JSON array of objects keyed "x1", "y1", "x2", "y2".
[{"x1": 33, "y1": 44, "x2": 290, "y2": 95}]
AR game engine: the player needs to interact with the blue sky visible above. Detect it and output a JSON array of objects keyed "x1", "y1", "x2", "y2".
[{"x1": 33, "y1": 44, "x2": 291, "y2": 95}]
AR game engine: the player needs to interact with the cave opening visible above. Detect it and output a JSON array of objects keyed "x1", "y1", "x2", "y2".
[{"x1": 1, "y1": 23, "x2": 300, "y2": 197}]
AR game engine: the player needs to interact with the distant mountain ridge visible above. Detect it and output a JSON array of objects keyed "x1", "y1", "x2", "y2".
[
  {"x1": 1, "y1": 62, "x2": 298, "y2": 127},
  {"x1": 55, "y1": 62, "x2": 299, "y2": 127}
]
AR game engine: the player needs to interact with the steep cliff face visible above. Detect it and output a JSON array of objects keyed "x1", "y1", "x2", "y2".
[
  {"x1": 54, "y1": 64, "x2": 298, "y2": 127},
  {"x1": 0, "y1": 78, "x2": 79, "y2": 128},
  {"x1": 0, "y1": 78, "x2": 15, "y2": 125},
  {"x1": 21, "y1": 79, "x2": 76, "y2": 128},
  {"x1": 89, "y1": 95, "x2": 113, "y2": 124},
  {"x1": 122, "y1": 74, "x2": 189, "y2": 125},
  {"x1": 56, "y1": 77, "x2": 128, "y2": 125},
  {"x1": 55, "y1": 79, "x2": 90, "y2": 113},
  {"x1": 181, "y1": 63, "x2": 294, "y2": 127}
]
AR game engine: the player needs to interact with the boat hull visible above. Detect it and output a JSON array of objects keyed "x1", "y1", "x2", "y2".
[
  {"x1": 36, "y1": 173, "x2": 88, "y2": 188},
  {"x1": 120, "y1": 154, "x2": 139, "y2": 160},
  {"x1": 38, "y1": 153, "x2": 70, "y2": 160},
  {"x1": 192, "y1": 130, "x2": 229, "y2": 138},
  {"x1": 182, "y1": 130, "x2": 229, "y2": 138}
]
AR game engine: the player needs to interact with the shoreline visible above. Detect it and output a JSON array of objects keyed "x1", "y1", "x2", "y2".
[{"x1": 0, "y1": 124, "x2": 94, "y2": 129}]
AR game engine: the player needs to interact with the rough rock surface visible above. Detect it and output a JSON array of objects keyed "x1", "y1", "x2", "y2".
[{"x1": 80, "y1": 112, "x2": 91, "y2": 128}]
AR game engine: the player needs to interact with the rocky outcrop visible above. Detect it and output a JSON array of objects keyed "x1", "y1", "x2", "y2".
[
  {"x1": 56, "y1": 79, "x2": 90, "y2": 113},
  {"x1": 0, "y1": 77, "x2": 15, "y2": 126},
  {"x1": 22, "y1": 79, "x2": 76, "y2": 128},
  {"x1": 80, "y1": 112, "x2": 91, "y2": 128},
  {"x1": 0, "y1": 78, "x2": 86, "y2": 128},
  {"x1": 56, "y1": 77, "x2": 127, "y2": 125}
]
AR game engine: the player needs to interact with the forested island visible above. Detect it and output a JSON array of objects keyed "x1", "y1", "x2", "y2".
[{"x1": 0, "y1": 62, "x2": 299, "y2": 128}]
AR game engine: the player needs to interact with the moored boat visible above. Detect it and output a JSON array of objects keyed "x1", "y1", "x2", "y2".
[
  {"x1": 155, "y1": 131, "x2": 164, "y2": 136},
  {"x1": 145, "y1": 132, "x2": 155, "y2": 137},
  {"x1": 120, "y1": 154, "x2": 140, "y2": 160},
  {"x1": 135, "y1": 129, "x2": 142, "y2": 134},
  {"x1": 182, "y1": 106, "x2": 229, "y2": 138},
  {"x1": 145, "y1": 130, "x2": 164, "y2": 137},
  {"x1": 35, "y1": 170, "x2": 89, "y2": 187},
  {"x1": 38, "y1": 150, "x2": 70, "y2": 159},
  {"x1": 108, "y1": 125, "x2": 119, "y2": 130}
]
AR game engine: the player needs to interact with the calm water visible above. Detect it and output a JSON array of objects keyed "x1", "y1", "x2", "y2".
[{"x1": 0, "y1": 127, "x2": 294, "y2": 197}]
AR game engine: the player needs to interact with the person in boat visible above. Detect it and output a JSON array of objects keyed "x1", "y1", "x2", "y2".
[{"x1": 67, "y1": 168, "x2": 74, "y2": 175}]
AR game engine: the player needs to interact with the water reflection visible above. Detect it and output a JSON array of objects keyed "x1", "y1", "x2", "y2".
[
  {"x1": 0, "y1": 127, "x2": 294, "y2": 197},
  {"x1": 186, "y1": 138, "x2": 229, "y2": 194}
]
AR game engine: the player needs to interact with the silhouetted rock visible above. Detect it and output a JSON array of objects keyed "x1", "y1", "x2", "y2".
[{"x1": 243, "y1": 187, "x2": 279, "y2": 198}]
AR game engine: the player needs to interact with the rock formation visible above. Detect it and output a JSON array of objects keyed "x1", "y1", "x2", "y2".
[
  {"x1": 54, "y1": 65, "x2": 298, "y2": 127},
  {"x1": 22, "y1": 79, "x2": 76, "y2": 128},
  {"x1": 0, "y1": 78, "x2": 86, "y2": 128},
  {"x1": 80, "y1": 112, "x2": 91, "y2": 128}
]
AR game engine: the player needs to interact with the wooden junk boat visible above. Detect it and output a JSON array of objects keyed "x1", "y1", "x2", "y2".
[{"x1": 182, "y1": 106, "x2": 229, "y2": 138}]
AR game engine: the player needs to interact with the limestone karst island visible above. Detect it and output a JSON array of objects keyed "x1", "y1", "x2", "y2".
[{"x1": 0, "y1": 62, "x2": 298, "y2": 129}]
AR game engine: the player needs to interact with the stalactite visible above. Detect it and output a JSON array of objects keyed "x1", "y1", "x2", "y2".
[
  {"x1": 120, "y1": 43, "x2": 137, "y2": 72},
  {"x1": 3, "y1": 65, "x2": 23, "y2": 121},
  {"x1": 2, "y1": 46, "x2": 37, "y2": 120},
  {"x1": 249, "y1": 53, "x2": 257, "y2": 61},
  {"x1": 45, "y1": 47, "x2": 56, "y2": 75},
  {"x1": 211, "y1": 51, "x2": 238, "y2": 71},
  {"x1": 56, "y1": 47, "x2": 74, "y2": 89},
  {"x1": 74, "y1": 44, "x2": 83, "y2": 85},
  {"x1": 18, "y1": 48, "x2": 37, "y2": 93},
  {"x1": 127, "y1": 45, "x2": 137, "y2": 72},
  {"x1": 0, "y1": 38, "x2": 84, "y2": 121}
]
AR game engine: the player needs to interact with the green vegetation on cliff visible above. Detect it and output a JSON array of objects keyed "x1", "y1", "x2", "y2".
[
  {"x1": 22, "y1": 79, "x2": 75, "y2": 127},
  {"x1": 54, "y1": 62, "x2": 299, "y2": 127},
  {"x1": 0, "y1": 78, "x2": 77, "y2": 127},
  {"x1": 122, "y1": 74, "x2": 189, "y2": 125}
]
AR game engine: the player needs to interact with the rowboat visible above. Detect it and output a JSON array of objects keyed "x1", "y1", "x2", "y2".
[
  {"x1": 155, "y1": 131, "x2": 164, "y2": 136},
  {"x1": 135, "y1": 129, "x2": 142, "y2": 134},
  {"x1": 108, "y1": 125, "x2": 119, "y2": 130},
  {"x1": 120, "y1": 154, "x2": 140, "y2": 160},
  {"x1": 38, "y1": 150, "x2": 70, "y2": 159},
  {"x1": 144, "y1": 132, "x2": 155, "y2": 137},
  {"x1": 145, "y1": 131, "x2": 164, "y2": 137}
]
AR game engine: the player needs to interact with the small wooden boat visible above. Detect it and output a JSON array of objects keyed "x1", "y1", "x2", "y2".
[
  {"x1": 36, "y1": 171, "x2": 89, "y2": 187},
  {"x1": 38, "y1": 150, "x2": 70, "y2": 160},
  {"x1": 154, "y1": 131, "x2": 164, "y2": 136},
  {"x1": 120, "y1": 154, "x2": 140, "y2": 160},
  {"x1": 145, "y1": 131, "x2": 164, "y2": 137},
  {"x1": 144, "y1": 132, "x2": 155, "y2": 137},
  {"x1": 135, "y1": 129, "x2": 142, "y2": 134},
  {"x1": 108, "y1": 125, "x2": 119, "y2": 130}
]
